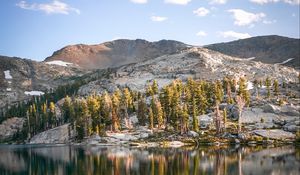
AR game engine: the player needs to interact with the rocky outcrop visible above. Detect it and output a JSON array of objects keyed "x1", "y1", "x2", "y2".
[
  {"x1": 29, "y1": 124, "x2": 75, "y2": 144},
  {"x1": 253, "y1": 129, "x2": 295, "y2": 140},
  {"x1": 0, "y1": 117, "x2": 25, "y2": 142}
]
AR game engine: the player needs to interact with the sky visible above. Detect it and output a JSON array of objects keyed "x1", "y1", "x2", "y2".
[{"x1": 0, "y1": 0, "x2": 299, "y2": 61}]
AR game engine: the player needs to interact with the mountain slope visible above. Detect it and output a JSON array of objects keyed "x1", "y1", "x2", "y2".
[
  {"x1": 0, "y1": 56, "x2": 85, "y2": 108},
  {"x1": 45, "y1": 39, "x2": 188, "y2": 69},
  {"x1": 205, "y1": 35, "x2": 300, "y2": 69},
  {"x1": 78, "y1": 47, "x2": 299, "y2": 95}
]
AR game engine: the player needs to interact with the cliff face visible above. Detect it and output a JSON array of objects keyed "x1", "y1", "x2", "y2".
[
  {"x1": 45, "y1": 39, "x2": 188, "y2": 69},
  {"x1": 205, "y1": 35, "x2": 300, "y2": 69}
]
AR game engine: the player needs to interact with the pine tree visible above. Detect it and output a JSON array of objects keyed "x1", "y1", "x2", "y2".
[
  {"x1": 149, "y1": 107, "x2": 154, "y2": 130},
  {"x1": 49, "y1": 102, "x2": 56, "y2": 128},
  {"x1": 273, "y1": 79, "x2": 279, "y2": 97},
  {"x1": 238, "y1": 77, "x2": 250, "y2": 106},
  {"x1": 87, "y1": 95, "x2": 100, "y2": 134},
  {"x1": 265, "y1": 77, "x2": 271, "y2": 98},
  {"x1": 214, "y1": 101, "x2": 222, "y2": 135},
  {"x1": 156, "y1": 100, "x2": 164, "y2": 129},
  {"x1": 74, "y1": 99, "x2": 89, "y2": 139},
  {"x1": 121, "y1": 88, "x2": 132, "y2": 128},
  {"x1": 223, "y1": 108, "x2": 227, "y2": 133},
  {"x1": 192, "y1": 98, "x2": 199, "y2": 132},
  {"x1": 62, "y1": 96, "x2": 73, "y2": 123},
  {"x1": 111, "y1": 93, "x2": 120, "y2": 132},
  {"x1": 152, "y1": 80, "x2": 159, "y2": 95},
  {"x1": 180, "y1": 104, "x2": 189, "y2": 134},
  {"x1": 137, "y1": 95, "x2": 147, "y2": 126}
]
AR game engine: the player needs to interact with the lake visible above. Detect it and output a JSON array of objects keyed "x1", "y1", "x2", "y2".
[{"x1": 0, "y1": 145, "x2": 299, "y2": 175}]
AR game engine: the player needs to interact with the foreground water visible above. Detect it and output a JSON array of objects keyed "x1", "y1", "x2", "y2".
[{"x1": 0, "y1": 145, "x2": 299, "y2": 175}]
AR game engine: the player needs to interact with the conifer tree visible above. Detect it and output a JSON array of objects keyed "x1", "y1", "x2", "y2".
[
  {"x1": 214, "y1": 101, "x2": 222, "y2": 134},
  {"x1": 156, "y1": 100, "x2": 164, "y2": 129},
  {"x1": 180, "y1": 104, "x2": 189, "y2": 134},
  {"x1": 111, "y1": 93, "x2": 120, "y2": 132},
  {"x1": 273, "y1": 79, "x2": 279, "y2": 97},
  {"x1": 87, "y1": 95, "x2": 100, "y2": 134},
  {"x1": 137, "y1": 95, "x2": 147, "y2": 126},
  {"x1": 223, "y1": 108, "x2": 227, "y2": 133},
  {"x1": 149, "y1": 107, "x2": 154, "y2": 130},
  {"x1": 49, "y1": 102, "x2": 56, "y2": 128},
  {"x1": 265, "y1": 77, "x2": 271, "y2": 98},
  {"x1": 152, "y1": 80, "x2": 159, "y2": 95},
  {"x1": 192, "y1": 98, "x2": 199, "y2": 132},
  {"x1": 238, "y1": 77, "x2": 250, "y2": 106}
]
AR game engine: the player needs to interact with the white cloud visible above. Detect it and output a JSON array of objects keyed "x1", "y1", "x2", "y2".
[
  {"x1": 16, "y1": 0, "x2": 80, "y2": 15},
  {"x1": 209, "y1": 0, "x2": 228, "y2": 4},
  {"x1": 228, "y1": 9, "x2": 265, "y2": 26},
  {"x1": 283, "y1": 0, "x2": 300, "y2": 5},
  {"x1": 130, "y1": 0, "x2": 148, "y2": 4},
  {"x1": 196, "y1": 31, "x2": 207, "y2": 37},
  {"x1": 151, "y1": 16, "x2": 168, "y2": 22},
  {"x1": 193, "y1": 7, "x2": 210, "y2": 17},
  {"x1": 250, "y1": 0, "x2": 279, "y2": 4},
  {"x1": 250, "y1": 0, "x2": 299, "y2": 5},
  {"x1": 164, "y1": 0, "x2": 192, "y2": 5},
  {"x1": 219, "y1": 31, "x2": 251, "y2": 39},
  {"x1": 263, "y1": 19, "x2": 277, "y2": 24}
]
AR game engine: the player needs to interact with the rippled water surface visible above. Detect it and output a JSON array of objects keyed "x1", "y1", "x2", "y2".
[{"x1": 0, "y1": 145, "x2": 299, "y2": 175}]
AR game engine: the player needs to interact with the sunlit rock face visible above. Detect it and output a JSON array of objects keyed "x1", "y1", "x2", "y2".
[{"x1": 29, "y1": 124, "x2": 75, "y2": 144}]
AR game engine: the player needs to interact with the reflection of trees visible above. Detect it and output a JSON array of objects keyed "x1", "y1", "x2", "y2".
[{"x1": 0, "y1": 145, "x2": 298, "y2": 175}]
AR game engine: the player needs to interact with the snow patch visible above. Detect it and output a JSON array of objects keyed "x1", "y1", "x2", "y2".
[
  {"x1": 277, "y1": 58, "x2": 294, "y2": 65},
  {"x1": 246, "y1": 81, "x2": 254, "y2": 90},
  {"x1": 46, "y1": 60, "x2": 73, "y2": 67},
  {"x1": 25, "y1": 91, "x2": 45, "y2": 96},
  {"x1": 4, "y1": 70, "x2": 12, "y2": 79},
  {"x1": 236, "y1": 81, "x2": 254, "y2": 91},
  {"x1": 246, "y1": 57, "x2": 255, "y2": 61}
]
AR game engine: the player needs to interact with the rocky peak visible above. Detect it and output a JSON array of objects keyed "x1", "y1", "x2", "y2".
[{"x1": 45, "y1": 39, "x2": 188, "y2": 69}]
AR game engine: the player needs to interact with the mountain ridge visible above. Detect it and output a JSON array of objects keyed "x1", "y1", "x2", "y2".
[
  {"x1": 45, "y1": 39, "x2": 188, "y2": 69},
  {"x1": 205, "y1": 35, "x2": 300, "y2": 69}
]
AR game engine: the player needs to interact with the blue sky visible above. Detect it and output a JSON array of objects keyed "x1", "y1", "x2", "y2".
[{"x1": 0, "y1": 0, "x2": 299, "y2": 61}]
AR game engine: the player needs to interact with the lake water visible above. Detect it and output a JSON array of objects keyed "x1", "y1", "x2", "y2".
[{"x1": 0, "y1": 145, "x2": 299, "y2": 175}]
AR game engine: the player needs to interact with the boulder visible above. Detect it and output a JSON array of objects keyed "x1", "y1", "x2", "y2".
[
  {"x1": 198, "y1": 115, "x2": 213, "y2": 129},
  {"x1": 262, "y1": 104, "x2": 280, "y2": 113},
  {"x1": 188, "y1": 131, "x2": 199, "y2": 137},
  {"x1": 253, "y1": 129, "x2": 295, "y2": 140},
  {"x1": 283, "y1": 125, "x2": 300, "y2": 132},
  {"x1": 280, "y1": 105, "x2": 300, "y2": 116},
  {"x1": 30, "y1": 124, "x2": 75, "y2": 144}
]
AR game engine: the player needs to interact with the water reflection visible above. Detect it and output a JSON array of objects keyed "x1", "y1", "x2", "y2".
[{"x1": 0, "y1": 145, "x2": 299, "y2": 175}]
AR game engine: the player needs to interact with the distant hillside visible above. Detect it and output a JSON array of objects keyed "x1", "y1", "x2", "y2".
[
  {"x1": 0, "y1": 56, "x2": 84, "y2": 108},
  {"x1": 45, "y1": 39, "x2": 188, "y2": 69},
  {"x1": 205, "y1": 35, "x2": 300, "y2": 69}
]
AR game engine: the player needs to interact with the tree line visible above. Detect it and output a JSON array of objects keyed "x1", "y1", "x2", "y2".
[{"x1": 2, "y1": 75, "x2": 290, "y2": 141}]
